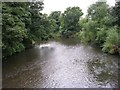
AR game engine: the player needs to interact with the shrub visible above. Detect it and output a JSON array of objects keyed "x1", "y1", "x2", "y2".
[{"x1": 102, "y1": 27, "x2": 120, "y2": 54}]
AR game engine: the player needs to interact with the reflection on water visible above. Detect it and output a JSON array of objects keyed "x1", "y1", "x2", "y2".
[{"x1": 2, "y1": 38, "x2": 119, "y2": 88}]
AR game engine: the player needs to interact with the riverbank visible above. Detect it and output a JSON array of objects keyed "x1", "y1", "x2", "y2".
[{"x1": 3, "y1": 36, "x2": 120, "y2": 60}]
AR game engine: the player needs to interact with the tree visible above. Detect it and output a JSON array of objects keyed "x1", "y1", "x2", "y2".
[
  {"x1": 61, "y1": 7, "x2": 83, "y2": 37},
  {"x1": 49, "y1": 11, "x2": 61, "y2": 32},
  {"x1": 2, "y1": 1, "x2": 53, "y2": 58},
  {"x1": 87, "y1": 1, "x2": 109, "y2": 21},
  {"x1": 102, "y1": 27, "x2": 120, "y2": 54},
  {"x1": 79, "y1": 1, "x2": 112, "y2": 43},
  {"x1": 2, "y1": 2, "x2": 28, "y2": 57},
  {"x1": 28, "y1": 1, "x2": 44, "y2": 40},
  {"x1": 112, "y1": 1, "x2": 120, "y2": 27},
  {"x1": 77, "y1": 0, "x2": 120, "y2": 55}
]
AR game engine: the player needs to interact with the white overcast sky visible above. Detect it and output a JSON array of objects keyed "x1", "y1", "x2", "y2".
[{"x1": 41, "y1": 0, "x2": 115, "y2": 16}]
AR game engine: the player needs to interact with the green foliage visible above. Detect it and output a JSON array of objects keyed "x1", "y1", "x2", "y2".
[
  {"x1": 87, "y1": 1, "x2": 109, "y2": 21},
  {"x1": 78, "y1": 30, "x2": 90, "y2": 43},
  {"x1": 2, "y1": 2, "x2": 27, "y2": 57},
  {"x1": 2, "y1": 2, "x2": 53, "y2": 58},
  {"x1": 78, "y1": 19, "x2": 98, "y2": 43},
  {"x1": 102, "y1": 27, "x2": 120, "y2": 54},
  {"x1": 112, "y1": 1, "x2": 120, "y2": 27},
  {"x1": 49, "y1": 11, "x2": 61, "y2": 32},
  {"x1": 76, "y1": 0, "x2": 120, "y2": 55},
  {"x1": 61, "y1": 7, "x2": 83, "y2": 37},
  {"x1": 100, "y1": 15, "x2": 113, "y2": 27}
]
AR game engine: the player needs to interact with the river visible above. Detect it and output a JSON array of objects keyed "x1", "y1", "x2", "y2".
[{"x1": 2, "y1": 38, "x2": 119, "y2": 88}]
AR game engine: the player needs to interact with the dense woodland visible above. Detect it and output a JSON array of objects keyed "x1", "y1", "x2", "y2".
[{"x1": 2, "y1": 0, "x2": 120, "y2": 58}]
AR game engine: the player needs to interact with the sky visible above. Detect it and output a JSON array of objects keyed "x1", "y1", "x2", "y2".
[{"x1": 41, "y1": 0, "x2": 115, "y2": 16}]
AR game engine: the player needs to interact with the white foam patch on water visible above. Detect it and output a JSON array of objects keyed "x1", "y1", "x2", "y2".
[{"x1": 39, "y1": 44, "x2": 51, "y2": 48}]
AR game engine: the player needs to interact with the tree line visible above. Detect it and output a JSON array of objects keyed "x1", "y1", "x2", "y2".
[
  {"x1": 2, "y1": 0, "x2": 120, "y2": 58},
  {"x1": 77, "y1": 1, "x2": 120, "y2": 55},
  {"x1": 2, "y1": 1, "x2": 52, "y2": 58}
]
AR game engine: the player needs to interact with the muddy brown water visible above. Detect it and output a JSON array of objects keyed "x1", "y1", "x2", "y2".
[{"x1": 2, "y1": 38, "x2": 119, "y2": 88}]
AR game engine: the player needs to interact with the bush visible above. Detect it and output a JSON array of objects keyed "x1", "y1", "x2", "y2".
[
  {"x1": 102, "y1": 27, "x2": 120, "y2": 54},
  {"x1": 95, "y1": 27, "x2": 107, "y2": 46}
]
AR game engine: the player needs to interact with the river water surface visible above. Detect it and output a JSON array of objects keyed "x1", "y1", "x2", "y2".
[{"x1": 2, "y1": 38, "x2": 119, "y2": 88}]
